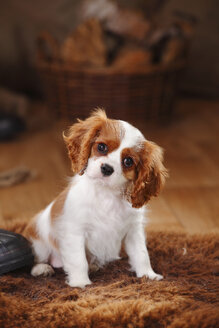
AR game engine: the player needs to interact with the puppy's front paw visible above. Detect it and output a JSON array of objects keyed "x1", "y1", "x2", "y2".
[
  {"x1": 66, "y1": 278, "x2": 92, "y2": 289},
  {"x1": 146, "y1": 272, "x2": 163, "y2": 281},
  {"x1": 137, "y1": 270, "x2": 163, "y2": 281}
]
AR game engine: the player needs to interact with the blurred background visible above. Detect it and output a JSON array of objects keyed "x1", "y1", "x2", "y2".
[{"x1": 0, "y1": 0, "x2": 218, "y2": 234}]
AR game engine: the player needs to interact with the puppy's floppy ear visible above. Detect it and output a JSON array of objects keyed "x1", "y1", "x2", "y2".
[
  {"x1": 131, "y1": 140, "x2": 168, "y2": 208},
  {"x1": 63, "y1": 109, "x2": 107, "y2": 175}
]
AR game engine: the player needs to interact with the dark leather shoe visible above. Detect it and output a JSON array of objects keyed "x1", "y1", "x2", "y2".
[
  {"x1": 0, "y1": 113, "x2": 26, "y2": 141},
  {"x1": 0, "y1": 229, "x2": 34, "y2": 275}
]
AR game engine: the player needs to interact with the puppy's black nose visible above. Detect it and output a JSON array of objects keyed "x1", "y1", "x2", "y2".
[{"x1": 101, "y1": 163, "x2": 114, "y2": 176}]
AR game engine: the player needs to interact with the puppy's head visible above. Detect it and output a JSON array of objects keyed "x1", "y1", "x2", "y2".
[{"x1": 64, "y1": 109, "x2": 168, "y2": 207}]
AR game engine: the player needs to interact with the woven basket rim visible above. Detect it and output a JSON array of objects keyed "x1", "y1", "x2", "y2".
[{"x1": 36, "y1": 60, "x2": 186, "y2": 76}]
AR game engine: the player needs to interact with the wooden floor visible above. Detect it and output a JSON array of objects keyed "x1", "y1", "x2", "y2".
[{"x1": 0, "y1": 98, "x2": 219, "y2": 234}]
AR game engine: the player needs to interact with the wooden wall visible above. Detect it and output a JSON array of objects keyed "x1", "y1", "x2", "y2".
[{"x1": 0, "y1": 0, "x2": 218, "y2": 97}]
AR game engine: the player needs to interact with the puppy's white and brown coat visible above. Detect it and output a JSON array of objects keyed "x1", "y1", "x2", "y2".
[{"x1": 25, "y1": 110, "x2": 167, "y2": 288}]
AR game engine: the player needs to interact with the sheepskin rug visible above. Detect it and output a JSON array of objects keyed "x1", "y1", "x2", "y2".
[{"x1": 0, "y1": 225, "x2": 218, "y2": 328}]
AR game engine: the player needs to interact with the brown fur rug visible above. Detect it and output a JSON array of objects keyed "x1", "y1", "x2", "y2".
[{"x1": 0, "y1": 224, "x2": 218, "y2": 328}]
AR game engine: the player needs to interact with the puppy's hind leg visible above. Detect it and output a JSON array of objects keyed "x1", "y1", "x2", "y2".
[
  {"x1": 31, "y1": 263, "x2": 54, "y2": 277},
  {"x1": 30, "y1": 238, "x2": 54, "y2": 277}
]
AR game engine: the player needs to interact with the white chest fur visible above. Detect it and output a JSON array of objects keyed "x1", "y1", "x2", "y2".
[
  {"x1": 84, "y1": 190, "x2": 133, "y2": 265},
  {"x1": 61, "y1": 175, "x2": 143, "y2": 266}
]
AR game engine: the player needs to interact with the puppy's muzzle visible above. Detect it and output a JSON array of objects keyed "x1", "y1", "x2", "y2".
[{"x1": 101, "y1": 163, "x2": 114, "y2": 176}]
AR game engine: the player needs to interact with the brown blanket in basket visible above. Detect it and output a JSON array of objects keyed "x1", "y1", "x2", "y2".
[{"x1": 0, "y1": 225, "x2": 218, "y2": 328}]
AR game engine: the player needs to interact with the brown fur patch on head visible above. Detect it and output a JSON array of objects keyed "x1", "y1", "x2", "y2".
[
  {"x1": 127, "y1": 141, "x2": 168, "y2": 208},
  {"x1": 64, "y1": 109, "x2": 108, "y2": 174},
  {"x1": 91, "y1": 119, "x2": 123, "y2": 157},
  {"x1": 64, "y1": 109, "x2": 123, "y2": 174},
  {"x1": 51, "y1": 187, "x2": 70, "y2": 223},
  {"x1": 121, "y1": 148, "x2": 139, "y2": 181}
]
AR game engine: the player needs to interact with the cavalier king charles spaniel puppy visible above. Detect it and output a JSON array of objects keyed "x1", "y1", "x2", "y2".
[{"x1": 25, "y1": 109, "x2": 167, "y2": 288}]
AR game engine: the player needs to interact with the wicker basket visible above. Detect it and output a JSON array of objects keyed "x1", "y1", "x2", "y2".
[{"x1": 36, "y1": 33, "x2": 186, "y2": 121}]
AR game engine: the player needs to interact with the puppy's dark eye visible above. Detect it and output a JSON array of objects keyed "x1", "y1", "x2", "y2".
[
  {"x1": 123, "y1": 157, "x2": 134, "y2": 168},
  {"x1": 97, "y1": 143, "x2": 108, "y2": 155}
]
